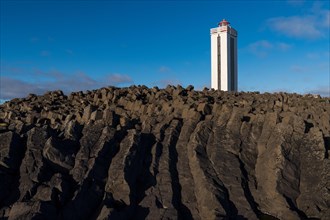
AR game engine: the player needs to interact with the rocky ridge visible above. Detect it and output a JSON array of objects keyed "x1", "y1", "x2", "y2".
[{"x1": 0, "y1": 85, "x2": 329, "y2": 219}]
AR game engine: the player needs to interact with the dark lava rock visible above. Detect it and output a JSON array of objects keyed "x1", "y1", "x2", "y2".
[{"x1": 0, "y1": 86, "x2": 329, "y2": 220}]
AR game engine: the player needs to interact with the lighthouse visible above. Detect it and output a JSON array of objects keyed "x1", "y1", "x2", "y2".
[{"x1": 210, "y1": 19, "x2": 238, "y2": 91}]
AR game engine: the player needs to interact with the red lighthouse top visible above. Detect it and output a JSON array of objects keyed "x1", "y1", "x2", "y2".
[{"x1": 218, "y1": 19, "x2": 230, "y2": 27}]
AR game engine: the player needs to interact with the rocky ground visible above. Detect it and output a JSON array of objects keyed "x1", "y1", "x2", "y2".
[{"x1": 0, "y1": 85, "x2": 329, "y2": 220}]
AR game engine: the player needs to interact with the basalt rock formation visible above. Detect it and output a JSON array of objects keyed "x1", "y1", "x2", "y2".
[{"x1": 0, "y1": 85, "x2": 329, "y2": 220}]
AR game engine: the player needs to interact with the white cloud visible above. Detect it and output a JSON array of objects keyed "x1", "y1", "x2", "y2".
[
  {"x1": 267, "y1": 16, "x2": 322, "y2": 39},
  {"x1": 267, "y1": 2, "x2": 330, "y2": 39},
  {"x1": 246, "y1": 40, "x2": 292, "y2": 57},
  {"x1": 0, "y1": 77, "x2": 45, "y2": 100},
  {"x1": 0, "y1": 72, "x2": 134, "y2": 100}
]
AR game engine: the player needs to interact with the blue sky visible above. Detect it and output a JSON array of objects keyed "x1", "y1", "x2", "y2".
[{"x1": 1, "y1": 0, "x2": 329, "y2": 100}]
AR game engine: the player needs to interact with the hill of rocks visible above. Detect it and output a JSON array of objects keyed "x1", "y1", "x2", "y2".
[{"x1": 0, "y1": 85, "x2": 329, "y2": 220}]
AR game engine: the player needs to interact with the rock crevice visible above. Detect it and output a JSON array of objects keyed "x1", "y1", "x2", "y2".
[{"x1": 0, "y1": 86, "x2": 329, "y2": 219}]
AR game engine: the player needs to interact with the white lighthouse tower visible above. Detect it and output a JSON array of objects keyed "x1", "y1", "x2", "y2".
[{"x1": 210, "y1": 19, "x2": 238, "y2": 91}]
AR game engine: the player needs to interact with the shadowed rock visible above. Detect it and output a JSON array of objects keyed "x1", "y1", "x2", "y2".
[{"x1": 0, "y1": 86, "x2": 329, "y2": 219}]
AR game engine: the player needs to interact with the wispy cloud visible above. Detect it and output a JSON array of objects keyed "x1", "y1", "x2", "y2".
[
  {"x1": 60, "y1": 72, "x2": 100, "y2": 92},
  {"x1": 267, "y1": 16, "x2": 321, "y2": 39},
  {"x1": 34, "y1": 69, "x2": 64, "y2": 79},
  {"x1": 267, "y1": 2, "x2": 330, "y2": 39},
  {"x1": 306, "y1": 53, "x2": 320, "y2": 59},
  {"x1": 159, "y1": 66, "x2": 171, "y2": 73},
  {"x1": 322, "y1": 10, "x2": 330, "y2": 27},
  {"x1": 30, "y1": 36, "x2": 55, "y2": 43},
  {"x1": 290, "y1": 65, "x2": 308, "y2": 73},
  {"x1": 1, "y1": 65, "x2": 24, "y2": 74},
  {"x1": 0, "y1": 71, "x2": 134, "y2": 100},
  {"x1": 0, "y1": 77, "x2": 45, "y2": 100},
  {"x1": 247, "y1": 40, "x2": 273, "y2": 58},
  {"x1": 306, "y1": 86, "x2": 330, "y2": 97},
  {"x1": 246, "y1": 40, "x2": 292, "y2": 57},
  {"x1": 277, "y1": 42, "x2": 292, "y2": 51},
  {"x1": 154, "y1": 79, "x2": 182, "y2": 88},
  {"x1": 107, "y1": 74, "x2": 133, "y2": 84}
]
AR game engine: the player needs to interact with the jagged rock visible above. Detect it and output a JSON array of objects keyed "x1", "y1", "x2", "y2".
[
  {"x1": 0, "y1": 86, "x2": 329, "y2": 219},
  {"x1": 42, "y1": 137, "x2": 79, "y2": 173},
  {"x1": 63, "y1": 120, "x2": 82, "y2": 141},
  {"x1": 90, "y1": 110, "x2": 103, "y2": 121},
  {"x1": 8, "y1": 201, "x2": 57, "y2": 220},
  {"x1": 0, "y1": 131, "x2": 24, "y2": 207},
  {"x1": 0, "y1": 131, "x2": 24, "y2": 170},
  {"x1": 82, "y1": 105, "x2": 96, "y2": 123},
  {"x1": 197, "y1": 102, "x2": 212, "y2": 115},
  {"x1": 0, "y1": 122, "x2": 8, "y2": 132}
]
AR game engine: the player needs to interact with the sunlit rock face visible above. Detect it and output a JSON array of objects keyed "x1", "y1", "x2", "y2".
[{"x1": 0, "y1": 86, "x2": 329, "y2": 220}]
